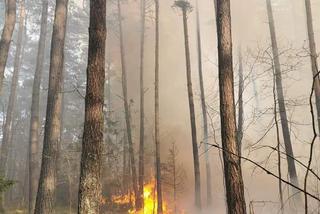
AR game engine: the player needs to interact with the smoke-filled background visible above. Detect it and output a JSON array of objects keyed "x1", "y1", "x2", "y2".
[{"x1": 1, "y1": 0, "x2": 320, "y2": 213}]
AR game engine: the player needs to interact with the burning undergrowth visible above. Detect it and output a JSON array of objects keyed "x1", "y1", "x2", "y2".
[{"x1": 103, "y1": 179, "x2": 186, "y2": 214}]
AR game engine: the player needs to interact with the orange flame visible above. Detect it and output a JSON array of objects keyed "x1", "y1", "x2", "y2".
[
  {"x1": 111, "y1": 180, "x2": 170, "y2": 214},
  {"x1": 129, "y1": 181, "x2": 169, "y2": 214}
]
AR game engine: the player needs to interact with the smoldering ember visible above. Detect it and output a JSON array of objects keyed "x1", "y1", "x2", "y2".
[{"x1": 0, "y1": 0, "x2": 320, "y2": 213}]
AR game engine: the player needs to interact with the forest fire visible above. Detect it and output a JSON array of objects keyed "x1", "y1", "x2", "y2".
[{"x1": 110, "y1": 180, "x2": 169, "y2": 214}]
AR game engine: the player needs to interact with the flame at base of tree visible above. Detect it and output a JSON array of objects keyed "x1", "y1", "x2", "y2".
[
  {"x1": 129, "y1": 181, "x2": 168, "y2": 214},
  {"x1": 111, "y1": 179, "x2": 170, "y2": 214}
]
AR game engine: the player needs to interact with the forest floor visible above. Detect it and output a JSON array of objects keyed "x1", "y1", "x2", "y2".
[{"x1": 6, "y1": 207, "x2": 74, "y2": 214}]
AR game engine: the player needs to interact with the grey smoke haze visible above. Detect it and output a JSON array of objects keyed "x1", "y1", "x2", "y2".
[
  {"x1": 1, "y1": 0, "x2": 320, "y2": 213},
  {"x1": 104, "y1": 0, "x2": 320, "y2": 213}
]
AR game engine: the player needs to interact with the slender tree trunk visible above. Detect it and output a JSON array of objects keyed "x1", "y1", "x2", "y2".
[
  {"x1": 250, "y1": 72, "x2": 259, "y2": 110},
  {"x1": 28, "y1": 0, "x2": 48, "y2": 212},
  {"x1": 272, "y1": 63, "x2": 284, "y2": 213},
  {"x1": 154, "y1": 0, "x2": 163, "y2": 213},
  {"x1": 117, "y1": 0, "x2": 139, "y2": 206},
  {"x1": 6, "y1": 125, "x2": 15, "y2": 204},
  {"x1": 34, "y1": 0, "x2": 68, "y2": 212},
  {"x1": 195, "y1": 0, "x2": 212, "y2": 206},
  {"x1": 0, "y1": 0, "x2": 25, "y2": 210},
  {"x1": 237, "y1": 48, "x2": 244, "y2": 155},
  {"x1": 216, "y1": 0, "x2": 247, "y2": 213},
  {"x1": 137, "y1": 0, "x2": 146, "y2": 209},
  {"x1": 172, "y1": 145, "x2": 177, "y2": 214},
  {"x1": 106, "y1": 63, "x2": 112, "y2": 125},
  {"x1": 304, "y1": 0, "x2": 320, "y2": 135},
  {"x1": 78, "y1": 0, "x2": 106, "y2": 212},
  {"x1": 66, "y1": 157, "x2": 72, "y2": 214},
  {"x1": 0, "y1": 0, "x2": 16, "y2": 94},
  {"x1": 180, "y1": 5, "x2": 201, "y2": 210},
  {"x1": 122, "y1": 133, "x2": 128, "y2": 193},
  {"x1": 266, "y1": 0, "x2": 301, "y2": 203},
  {"x1": 22, "y1": 149, "x2": 29, "y2": 208}
]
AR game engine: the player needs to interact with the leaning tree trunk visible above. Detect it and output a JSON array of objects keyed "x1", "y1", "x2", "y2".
[
  {"x1": 28, "y1": 0, "x2": 48, "y2": 212},
  {"x1": 272, "y1": 63, "x2": 285, "y2": 213},
  {"x1": 266, "y1": 0, "x2": 301, "y2": 204},
  {"x1": 0, "y1": 0, "x2": 16, "y2": 94},
  {"x1": 137, "y1": 0, "x2": 146, "y2": 209},
  {"x1": 154, "y1": 0, "x2": 163, "y2": 213},
  {"x1": 78, "y1": 0, "x2": 106, "y2": 212},
  {"x1": 0, "y1": 0, "x2": 25, "y2": 211},
  {"x1": 195, "y1": 0, "x2": 212, "y2": 206},
  {"x1": 304, "y1": 0, "x2": 320, "y2": 135},
  {"x1": 34, "y1": 0, "x2": 68, "y2": 212},
  {"x1": 216, "y1": 0, "x2": 247, "y2": 213},
  {"x1": 180, "y1": 4, "x2": 202, "y2": 210},
  {"x1": 117, "y1": 0, "x2": 139, "y2": 206}
]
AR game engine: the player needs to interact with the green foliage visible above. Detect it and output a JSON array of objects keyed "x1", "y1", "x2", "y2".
[{"x1": 0, "y1": 176, "x2": 14, "y2": 193}]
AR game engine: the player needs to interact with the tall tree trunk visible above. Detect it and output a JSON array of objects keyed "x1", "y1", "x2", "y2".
[
  {"x1": 117, "y1": 0, "x2": 139, "y2": 206},
  {"x1": 137, "y1": 0, "x2": 146, "y2": 209},
  {"x1": 55, "y1": 73, "x2": 64, "y2": 206},
  {"x1": 78, "y1": 0, "x2": 106, "y2": 212},
  {"x1": 0, "y1": 0, "x2": 25, "y2": 210},
  {"x1": 106, "y1": 64, "x2": 112, "y2": 124},
  {"x1": 22, "y1": 149, "x2": 29, "y2": 208},
  {"x1": 216, "y1": 0, "x2": 247, "y2": 213},
  {"x1": 34, "y1": 0, "x2": 68, "y2": 212},
  {"x1": 266, "y1": 0, "x2": 301, "y2": 203},
  {"x1": 0, "y1": 0, "x2": 16, "y2": 94},
  {"x1": 172, "y1": 144, "x2": 177, "y2": 214},
  {"x1": 6, "y1": 124, "x2": 15, "y2": 204},
  {"x1": 304, "y1": 0, "x2": 320, "y2": 135},
  {"x1": 66, "y1": 157, "x2": 72, "y2": 214},
  {"x1": 237, "y1": 48, "x2": 244, "y2": 155},
  {"x1": 195, "y1": 0, "x2": 212, "y2": 206},
  {"x1": 28, "y1": 0, "x2": 48, "y2": 212},
  {"x1": 179, "y1": 3, "x2": 202, "y2": 209},
  {"x1": 154, "y1": 0, "x2": 163, "y2": 213},
  {"x1": 122, "y1": 133, "x2": 128, "y2": 193}
]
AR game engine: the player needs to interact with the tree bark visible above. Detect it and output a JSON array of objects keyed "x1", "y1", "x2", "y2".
[
  {"x1": 34, "y1": 0, "x2": 68, "y2": 212},
  {"x1": 154, "y1": 0, "x2": 163, "y2": 213},
  {"x1": 117, "y1": 0, "x2": 139, "y2": 206},
  {"x1": 28, "y1": 0, "x2": 48, "y2": 212},
  {"x1": 0, "y1": 0, "x2": 25, "y2": 210},
  {"x1": 195, "y1": 0, "x2": 212, "y2": 207},
  {"x1": 137, "y1": 0, "x2": 146, "y2": 209},
  {"x1": 0, "y1": 0, "x2": 16, "y2": 94},
  {"x1": 304, "y1": 0, "x2": 320, "y2": 135},
  {"x1": 216, "y1": 0, "x2": 247, "y2": 213},
  {"x1": 180, "y1": 5, "x2": 202, "y2": 210},
  {"x1": 266, "y1": 0, "x2": 301, "y2": 203},
  {"x1": 78, "y1": 0, "x2": 106, "y2": 212}
]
